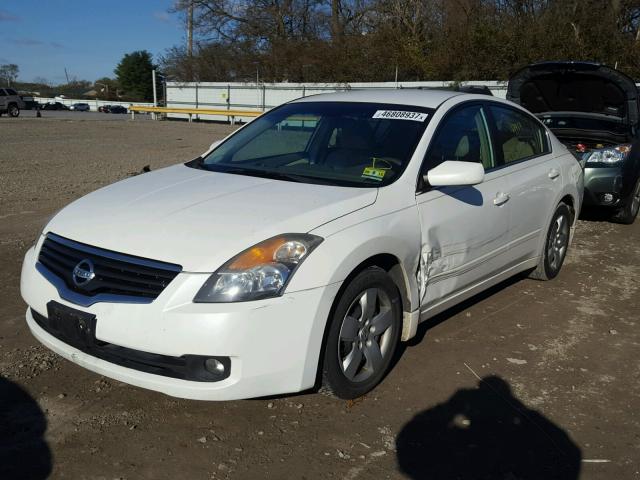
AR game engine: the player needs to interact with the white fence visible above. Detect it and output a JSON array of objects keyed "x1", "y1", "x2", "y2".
[
  {"x1": 34, "y1": 97, "x2": 154, "y2": 112},
  {"x1": 166, "y1": 81, "x2": 509, "y2": 122}
]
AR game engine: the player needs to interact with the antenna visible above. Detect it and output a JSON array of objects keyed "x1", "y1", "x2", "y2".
[{"x1": 64, "y1": 68, "x2": 70, "y2": 83}]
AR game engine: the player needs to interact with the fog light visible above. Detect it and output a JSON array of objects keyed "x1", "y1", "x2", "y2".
[
  {"x1": 602, "y1": 193, "x2": 614, "y2": 204},
  {"x1": 205, "y1": 358, "x2": 226, "y2": 374}
]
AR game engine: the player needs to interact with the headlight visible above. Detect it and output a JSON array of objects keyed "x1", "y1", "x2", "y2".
[
  {"x1": 194, "y1": 234, "x2": 323, "y2": 303},
  {"x1": 585, "y1": 144, "x2": 631, "y2": 165}
]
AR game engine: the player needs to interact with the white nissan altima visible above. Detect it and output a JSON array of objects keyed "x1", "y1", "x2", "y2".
[{"x1": 21, "y1": 90, "x2": 583, "y2": 400}]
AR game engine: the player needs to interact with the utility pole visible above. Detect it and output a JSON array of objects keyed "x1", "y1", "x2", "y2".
[
  {"x1": 331, "y1": 0, "x2": 341, "y2": 40},
  {"x1": 64, "y1": 67, "x2": 70, "y2": 84},
  {"x1": 256, "y1": 67, "x2": 260, "y2": 110},
  {"x1": 187, "y1": 0, "x2": 194, "y2": 58},
  {"x1": 152, "y1": 69, "x2": 158, "y2": 120}
]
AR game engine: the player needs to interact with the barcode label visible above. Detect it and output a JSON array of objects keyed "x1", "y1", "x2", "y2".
[{"x1": 372, "y1": 110, "x2": 428, "y2": 122}]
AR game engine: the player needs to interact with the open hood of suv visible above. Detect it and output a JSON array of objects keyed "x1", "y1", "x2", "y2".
[{"x1": 507, "y1": 61, "x2": 639, "y2": 127}]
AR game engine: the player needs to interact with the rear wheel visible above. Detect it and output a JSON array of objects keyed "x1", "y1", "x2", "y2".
[
  {"x1": 612, "y1": 177, "x2": 640, "y2": 225},
  {"x1": 8, "y1": 104, "x2": 19, "y2": 117},
  {"x1": 320, "y1": 267, "x2": 402, "y2": 399},
  {"x1": 530, "y1": 203, "x2": 571, "y2": 281}
]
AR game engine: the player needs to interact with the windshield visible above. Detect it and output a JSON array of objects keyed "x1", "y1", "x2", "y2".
[{"x1": 193, "y1": 101, "x2": 433, "y2": 187}]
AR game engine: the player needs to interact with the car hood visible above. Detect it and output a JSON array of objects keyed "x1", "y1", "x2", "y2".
[
  {"x1": 507, "y1": 61, "x2": 639, "y2": 126},
  {"x1": 45, "y1": 164, "x2": 378, "y2": 272}
]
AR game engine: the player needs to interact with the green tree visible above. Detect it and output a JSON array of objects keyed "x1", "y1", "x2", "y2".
[
  {"x1": 0, "y1": 64, "x2": 19, "y2": 87},
  {"x1": 114, "y1": 51, "x2": 156, "y2": 101}
]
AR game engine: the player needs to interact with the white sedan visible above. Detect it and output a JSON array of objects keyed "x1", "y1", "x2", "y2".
[{"x1": 20, "y1": 90, "x2": 583, "y2": 400}]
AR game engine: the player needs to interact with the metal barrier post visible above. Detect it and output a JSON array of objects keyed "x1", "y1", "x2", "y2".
[
  {"x1": 195, "y1": 83, "x2": 199, "y2": 121},
  {"x1": 152, "y1": 69, "x2": 158, "y2": 120}
]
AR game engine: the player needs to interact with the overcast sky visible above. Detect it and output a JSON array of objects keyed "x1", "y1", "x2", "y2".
[{"x1": 0, "y1": 0, "x2": 184, "y2": 83}]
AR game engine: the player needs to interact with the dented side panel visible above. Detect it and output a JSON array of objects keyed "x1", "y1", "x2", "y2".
[{"x1": 416, "y1": 174, "x2": 511, "y2": 313}]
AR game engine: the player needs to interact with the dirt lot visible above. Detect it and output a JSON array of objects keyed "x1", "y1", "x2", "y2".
[{"x1": 1, "y1": 115, "x2": 639, "y2": 480}]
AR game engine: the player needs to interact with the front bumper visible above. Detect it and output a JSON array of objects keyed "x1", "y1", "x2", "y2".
[
  {"x1": 21, "y1": 245, "x2": 341, "y2": 400},
  {"x1": 583, "y1": 166, "x2": 624, "y2": 207}
]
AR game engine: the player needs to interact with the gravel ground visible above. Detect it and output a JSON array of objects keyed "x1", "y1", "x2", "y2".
[{"x1": 1, "y1": 116, "x2": 639, "y2": 480}]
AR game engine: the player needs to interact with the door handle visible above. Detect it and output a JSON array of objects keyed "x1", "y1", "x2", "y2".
[
  {"x1": 548, "y1": 168, "x2": 560, "y2": 180},
  {"x1": 493, "y1": 192, "x2": 510, "y2": 206}
]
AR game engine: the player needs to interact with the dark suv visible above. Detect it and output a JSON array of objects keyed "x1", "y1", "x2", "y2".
[
  {"x1": 508, "y1": 61, "x2": 640, "y2": 224},
  {"x1": 0, "y1": 88, "x2": 25, "y2": 117}
]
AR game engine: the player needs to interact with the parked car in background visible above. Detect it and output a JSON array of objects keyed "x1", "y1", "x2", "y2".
[
  {"x1": 109, "y1": 105, "x2": 127, "y2": 114},
  {"x1": 41, "y1": 102, "x2": 70, "y2": 111},
  {"x1": 70, "y1": 103, "x2": 90, "y2": 112},
  {"x1": 508, "y1": 61, "x2": 640, "y2": 224},
  {"x1": 21, "y1": 90, "x2": 583, "y2": 401},
  {"x1": 20, "y1": 95, "x2": 39, "y2": 110},
  {"x1": 0, "y1": 88, "x2": 25, "y2": 117},
  {"x1": 98, "y1": 105, "x2": 111, "y2": 113}
]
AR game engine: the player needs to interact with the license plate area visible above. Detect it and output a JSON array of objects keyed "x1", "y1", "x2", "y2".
[{"x1": 46, "y1": 301, "x2": 97, "y2": 349}]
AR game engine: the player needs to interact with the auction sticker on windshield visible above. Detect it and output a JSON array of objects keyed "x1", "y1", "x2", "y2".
[{"x1": 372, "y1": 110, "x2": 429, "y2": 122}]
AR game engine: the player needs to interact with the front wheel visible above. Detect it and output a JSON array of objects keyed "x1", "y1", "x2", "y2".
[
  {"x1": 320, "y1": 266, "x2": 402, "y2": 399},
  {"x1": 612, "y1": 177, "x2": 640, "y2": 225},
  {"x1": 530, "y1": 203, "x2": 571, "y2": 281},
  {"x1": 8, "y1": 104, "x2": 19, "y2": 117}
]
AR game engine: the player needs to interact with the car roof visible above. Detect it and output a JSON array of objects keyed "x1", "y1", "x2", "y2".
[{"x1": 290, "y1": 88, "x2": 463, "y2": 109}]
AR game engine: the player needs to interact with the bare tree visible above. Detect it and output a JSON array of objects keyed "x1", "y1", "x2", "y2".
[{"x1": 0, "y1": 64, "x2": 19, "y2": 87}]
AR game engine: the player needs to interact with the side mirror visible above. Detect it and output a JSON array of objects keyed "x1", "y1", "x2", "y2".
[
  {"x1": 425, "y1": 160, "x2": 484, "y2": 187},
  {"x1": 209, "y1": 140, "x2": 221, "y2": 151}
]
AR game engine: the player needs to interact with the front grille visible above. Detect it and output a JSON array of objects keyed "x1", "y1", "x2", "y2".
[{"x1": 38, "y1": 233, "x2": 181, "y2": 301}]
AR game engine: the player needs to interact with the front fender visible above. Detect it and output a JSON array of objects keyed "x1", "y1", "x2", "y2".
[{"x1": 286, "y1": 204, "x2": 422, "y2": 313}]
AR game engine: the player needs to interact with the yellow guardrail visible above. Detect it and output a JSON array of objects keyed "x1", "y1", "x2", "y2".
[{"x1": 128, "y1": 105, "x2": 263, "y2": 124}]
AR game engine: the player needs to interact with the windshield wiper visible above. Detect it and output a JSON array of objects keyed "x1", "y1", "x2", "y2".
[
  {"x1": 185, "y1": 156, "x2": 205, "y2": 169},
  {"x1": 194, "y1": 164, "x2": 367, "y2": 187},
  {"x1": 215, "y1": 166, "x2": 306, "y2": 183}
]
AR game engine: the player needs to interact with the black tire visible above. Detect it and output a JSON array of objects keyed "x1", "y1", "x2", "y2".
[
  {"x1": 612, "y1": 177, "x2": 640, "y2": 225},
  {"x1": 320, "y1": 266, "x2": 402, "y2": 399},
  {"x1": 529, "y1": 203, "x2": 572, "y2": 281},
  {"x1": 7, "y1": 104, "x2": 19, "y2": 117}
]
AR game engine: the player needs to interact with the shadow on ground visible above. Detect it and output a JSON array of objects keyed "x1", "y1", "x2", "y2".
[
  {"x1": 579, "y1": 206, "x2": 615, "y2": 222},
  {"x1": 0, "y1": 376, "x2": 52, "y2": 479},
  {"x1": 405, "y1": 272, "x2": 528, "y2": 348},
  {"x1": 396, "y1": 376, "x2": 581, "y2": 480}
]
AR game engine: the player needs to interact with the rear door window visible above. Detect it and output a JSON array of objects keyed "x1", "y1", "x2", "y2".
[
  {"x1": 5, "y1": 89, "x2": 17, "y2": 96},
  {"x1": 489, "y1": 106, "x2": 549, "y2": 164}
]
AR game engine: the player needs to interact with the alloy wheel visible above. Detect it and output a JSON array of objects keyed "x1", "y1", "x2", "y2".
[
  {"x1": 338, "y1": 287, "x2": 394, "y2": 383},
  {"x1": 547, "y1": 213, "x2": 569, "y2": 272},
  {"x1": 630, "y1": 180, "x2": 640, "y2": 217}
]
